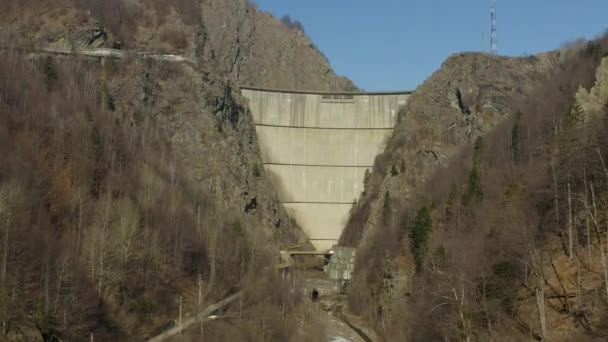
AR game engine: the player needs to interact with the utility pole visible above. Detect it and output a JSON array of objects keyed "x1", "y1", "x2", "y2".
[
  {"x1": 491, "y1": 0, "x2": 498, "y2": 55},
  {"x1": 198, "y1": 273, "x2": 203, "y2": 307},
  {"x1": 178, "y1": 295, "x2": 183, "y2": 335}
]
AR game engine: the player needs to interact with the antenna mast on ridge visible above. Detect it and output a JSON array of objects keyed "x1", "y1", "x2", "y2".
[{"x1": 491, "y1": 0, "x2": 498, "y2": 55}]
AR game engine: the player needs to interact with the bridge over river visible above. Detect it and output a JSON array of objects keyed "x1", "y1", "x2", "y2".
[{"x1": 242, "y1": 87, "x2": 412, "y2": 249}]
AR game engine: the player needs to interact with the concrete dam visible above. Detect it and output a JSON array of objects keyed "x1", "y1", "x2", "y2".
[{"x1": 242, "y1": 87, "x2": 412, "y2": 250}]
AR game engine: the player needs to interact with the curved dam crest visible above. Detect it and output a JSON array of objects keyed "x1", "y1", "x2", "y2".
[{"x1": 242, "y1": 87, "x2": 412, "y2": 250}]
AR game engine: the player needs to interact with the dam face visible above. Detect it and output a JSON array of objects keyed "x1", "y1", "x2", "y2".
[{"x1": 242, "y1": 87, "x2": 411, "y2": 250}]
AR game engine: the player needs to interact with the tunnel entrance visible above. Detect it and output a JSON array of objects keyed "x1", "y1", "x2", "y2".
[
  {"x1": 323, "y1": 253, "x2": 332, "y2": 266},
  {"x1": 311, "y1": 289, "x2": 319, "y2": 302}
]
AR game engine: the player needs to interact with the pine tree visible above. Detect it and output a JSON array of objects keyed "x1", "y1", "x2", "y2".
[
  {"x1": 568, "y1": 101, "x2": 584, "y2": 125},
  {"x1": 464, "y1": 166, "x2": 484, "y2": 204},
  {"x1": 464, "y1": 137, "x2": 484, "y2": 204},
  {"x1": 43, "y1": 56, "x2": 58, "y2": 92},
  {"x1": 511, "y1": 111, "x2": 522, "y2": 162},
  {"x1": 411, "y1": 206, "x2": 432, "y2": 272}
]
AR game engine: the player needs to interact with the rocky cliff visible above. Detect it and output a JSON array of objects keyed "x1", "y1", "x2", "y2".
[
  {"x1": 341, "y1": 38, "x2": 608, "y2": 341},
  {"x1": 340, "y1": 52, "x2": 555, "y2": 247},
  {"x1": 2, "y1": 0, "x2": 355, "y2": 91},
  {"x1": 0, "y1": 1, "x2": 355, "y2": 339},
  {"x1": 198, "y1": 0, "x2": 356, "y2": 90},
  {"x1": 2, "y1": 0, "x2": 358, "y2": 248}
]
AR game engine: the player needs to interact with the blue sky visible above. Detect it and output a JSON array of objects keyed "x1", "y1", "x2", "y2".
[{"x1": 253, "y1": 0, "x2": 608, "y2": 91}]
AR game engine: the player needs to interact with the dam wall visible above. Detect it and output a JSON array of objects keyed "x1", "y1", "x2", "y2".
[{"x1": 242, "y1": 87, "x2": 411, "y2": 250}]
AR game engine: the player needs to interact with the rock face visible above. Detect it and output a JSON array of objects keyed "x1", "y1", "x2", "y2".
[
  {"x1": 2, "y1": 0, "x2": 355, "y2": 91},
  {"x1": 0, "y1": 0, "x2": 359, "y2": 338},
  {"x1": 198, "y1": 0, "x2": 356, "y2": 91},
  {"x1": 1, "y1": 0, "x2": 357, "y2": 246},
  {"x1": 113, "y1": 61, "x2": 308, "y2": 245},
  {"x1": 340, "y1": 52, "x2": 554, "y2": 246}
]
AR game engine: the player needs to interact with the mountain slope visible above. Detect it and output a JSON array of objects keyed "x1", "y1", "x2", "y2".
[
  {"x1": 343, "y1": 36, "x2": 608, "y2": 341},
  {"x1": 0, "y1": 1, "x2": 354, "y2": 340},
  {"x1": 1, "y1": 0, "x2": 355, "y2": 91},
  {"x1": 341, "y1": 52, "x2": 555, "y2": 247},
  {"x1": 198, "y1": 0, "x2": 356, "y2": 90}
]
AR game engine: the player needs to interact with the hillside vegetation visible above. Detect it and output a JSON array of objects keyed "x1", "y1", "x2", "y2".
[
  {"x1": 0, "y1": 51, "x2": 282, "y2": 341},
  {"x1": 344, "y1": 35, "x2": 608, "y2": 340},
  {"x1": 341, "y1": 51, "x2": 555, "y2": 247},
  {"x1": 1, "y1": 0, "x2": 355, "y2": 91},
  {"x1": 0, "y1": 0, "x2": 355, "y2": 340}
]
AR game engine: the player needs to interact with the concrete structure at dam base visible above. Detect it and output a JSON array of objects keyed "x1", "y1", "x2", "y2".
[{"x1": 242, "y1": 87, "x2": 411, "y2": 250}]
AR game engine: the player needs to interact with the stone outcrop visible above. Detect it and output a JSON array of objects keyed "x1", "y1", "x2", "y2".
[
  {"x1": 1, "y1": 0, "x2": 359, "y2": 248},
  {"x1": 340, "y1": 52, "x2": 554, "y2": 247},
  {"x1": 2, "y1": 0, "x2": 355, "y2": 91},
  {"x1": 1, "y1": 0, "x2": 361, "y2": 337},
  {"x1": 112, "y1": 63, "x2": 308, "y2": 244},
  {"x1": 198, "y1": 0, "x2": 356, "y2": 91}
]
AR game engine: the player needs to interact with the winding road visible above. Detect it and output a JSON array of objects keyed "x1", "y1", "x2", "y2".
[{"x1": 1, "y1": 46, "x2": 193, "y2": 64}]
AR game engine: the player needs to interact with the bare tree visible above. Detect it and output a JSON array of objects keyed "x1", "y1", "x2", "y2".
[
  {"x1": 568, "y1": 182, "x2": 573, "y2": 260},
  {"x1": 450, "y1": 279, "x2": 472, "y2": 342},
  {"x1": 0, "y1": 181, "x2": 23, "y2": 291},
  {"x1": 92, "y1": 194, "x2": 113, "y2": 298},
  {"x1": 583, "y1": 178, "x2": 593, "y2": 266},
  {"x1": 53, "y1": 255, "x2": 71, "y2": 317},
  {"x1": 585, "y1": 183, "x2": 608, "y2": 301},
  {"x1": 0, "y1": 181, "x2": 23, "y2": 334},
  {"x1": 112, "y1": 198, "x2": 140, "y2": 263},
  {"x1": 596, "y1": 148, "x2": 608, "y2": 300},
  {"x1": 531, "y1": 249, "x2": 547, "y2": 341}
]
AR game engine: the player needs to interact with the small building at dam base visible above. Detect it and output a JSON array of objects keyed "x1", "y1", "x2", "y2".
[{"x1": 241, "y1": 87, "x2": 411, "y2": 250}]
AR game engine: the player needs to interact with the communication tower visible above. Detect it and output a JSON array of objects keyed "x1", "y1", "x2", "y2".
[{"x1": 491, "y1": 0, "x2": 498, "y2": 55}]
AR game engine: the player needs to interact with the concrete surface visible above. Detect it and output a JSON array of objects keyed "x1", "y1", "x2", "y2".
[
  {"x1": 242, "y1": 87, "x2": 411, "y2": 249},
  {"x1": 325, "y1": 246, "x2": 356, "y2": 282},
  {"x1": 283, "y1": 203, "x2": 352, "y2": 250}
]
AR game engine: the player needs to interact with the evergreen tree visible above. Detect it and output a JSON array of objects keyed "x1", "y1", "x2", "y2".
[
  {"x1": 464, "y1": 166, "x2": 483, "y2": 204},
  {"x1": 445, "y1": 182, "x2": 458, "y2": 218},
  {"x1": 103, "y1": 85, "x2": 116, "y2": 112},
  {"x1": 568, "y1": 101, "x2": 584, "y2": 125},
  {"x1": 43, "y1": 56, "x2": 57, "y2": 92},
  {"x1": 473, "y1": 136, "x2": 483, "y2": 164},
  {"x1": 511, "y1": 111, "x2": 522, "y2": 162},
  {"x1": 411, "y1": 205, "x2": 432, "y2": 272},
  {"x1": 464, "y1": 137, "x2": 484, "y2": 204}
]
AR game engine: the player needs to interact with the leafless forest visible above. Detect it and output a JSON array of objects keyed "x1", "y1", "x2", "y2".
[
  {"x1": 0, "y1": 53, "x2": 322, "y2": 341},
  {"x1": 346, "y1": 34, "x2": 608, "y2": 340}
]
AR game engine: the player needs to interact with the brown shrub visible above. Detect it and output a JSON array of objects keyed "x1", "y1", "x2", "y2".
[{"x1": 160, "y1": 29, "x2": 189, "y2": 50}]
